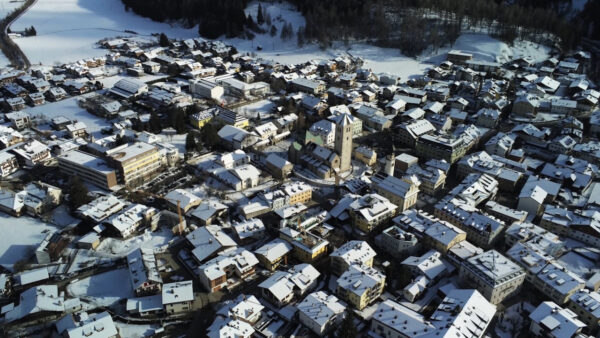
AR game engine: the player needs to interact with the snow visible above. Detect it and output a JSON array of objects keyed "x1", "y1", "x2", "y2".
[
  {"x1": 219, "y1": 2, "x2": 550, "y2": 82},
  {"x1": 0, "y1": 212, "x2": 59, "y2": 271},
  {"x1": 558, "y1": 251, "x2": 596, "y2": 278},
  {"x1": 115, "y1": 322, "x2": 160, "y2": 338},
  {"x1": 67, "y1": 268, "x2": 134, "y2": 307},
  {"x1": 49, "y1": 204, "x2": 80, "y2": 228},
  {"x1": 12, "y1": 0, "x2": 196, "y2": 65},
  {"x1": 25, "y1": 94, "x2": 112, "y2": 138},
  {"x1": 0, "y1": 0, "x2": 23, "y2": 67},
  {"x1": 158, "y1": 133, "x2": 187, "y2": 155},
  {"x1": 95, "y1": 227, "x2": 174, "y2": 257},
  {"x1": 495, "y1": 301, "x2": 536, "y2": 338}
]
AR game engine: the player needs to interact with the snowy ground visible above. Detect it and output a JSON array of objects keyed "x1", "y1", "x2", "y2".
[
  {"x1": 67, "y1": 268, "x2": 134, "y2": 307},
  {"x1": 234, "y1": 99, "x2": 277, "y2": 120},
  {"x1": 95, "y1": 227, "x2": 174, "y2": 257},
  {"x1": 25, "y1": 94, "x2": 112, "y2": 138},
  {"x1": 0, "y1": 212, "x2": 59, "y2": 271},
  {"x1": 159, "y1": 133, "x2": 187, "y2": 156},
  {"x1": 115, "y1": 322, "x2": 160, "y2": 338},
  {"x1": 11, "y1": 0, "x2": 197, "y2": 65},
  {"x1": 0, "y1": 0, "x2": 24, "y2": 66}
]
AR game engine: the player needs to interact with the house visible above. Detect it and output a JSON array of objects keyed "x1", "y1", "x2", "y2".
[
  {"x1": 371, "y1": 174, "x2": 419, "y2": 212},
  {"x1": 65, "y1": 122, "x2": 87, "y2": 139},
  {"x1": 347, "y1": 193, "x2": 398, "y2": 233},
  {"x1": 109, "y1": 78, "x2": 148, "y2": 98},
  {"x1": 375, "y1": 226, "x2": 418, "y2": 258},
  {"x1": 12, "y1": 140, "x2": 51, "y2": 166},
  {"x1": 254, "y1": 238, "x2": 293, "y2": 271},
  {"x1": 0, "y1": 152, "x2": 18, "y2": 177},
  {"x1": 5, "y1": 111, "x2": 30, "y2": 130},
  {"x1": 567, "y1": 289, "x2": 600, "y2": 333},
  {"x1": 233, "y1": 218, "x2": 265, "y2": 243},
  {"x1": 63, "y1": 311, "x2": 118, "y2": 338},
  {"x1": 296, "y1": 291, "x2": 346, "y2": 336},
  {"x1": 104, "y1": 204, "x2": 157, "y2": 238},
  {"x1": 127, "y1": 248, "x2": 162, "y2": 296},
  {"x1": 258, "y1": 264, "x2": 320, "y2": 307},
  {"x1": 198, "y1": 248, "x2": 259, "y2": 292},
  {"x1": 290, "y1": 78, "x2": 325, "y2": 95},
  {"x1": 162, "y1": 281, "x2": 194, "y2": 314},
  {"x1": 189, "y1": 201, "x2": 228, "y2": 225},
  {"x1": 164, "y1": 189, "x2": 201, "y2": 213},
  {"x1": 401, "y1": 250, "x2": 450, "y2": 282},
  {"x1": 3, "y1": 285, "x2": 64, "y2": 323},
  {"x1": 265, "y1": 153, "x2": 293, "y2": 179},
  {"x1": 354, "y1": 146, "x2": 377, "y2": 166},
  {"x1": 529, "y1": 301, "x2": 585, "y2": 338},
  {"x1": 336, "y1": 264, "x2": 385, "y2": 310},
  {"x1": 186, "y1": 225, "x2": 237, "y2": 263}
]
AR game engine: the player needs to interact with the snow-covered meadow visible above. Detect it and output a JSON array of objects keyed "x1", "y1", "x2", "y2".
[
  {"x1": 0, "y1": 212, "x2": 60, "y2": 271},
  {"x1": 11, "y1": 0, "x2": 197, "y2": 65},
  {"x1": 67, "y1": 268, "x2": 134, "y2": 307}
]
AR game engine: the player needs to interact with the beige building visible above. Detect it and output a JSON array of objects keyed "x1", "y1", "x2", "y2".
[
  {"x1": 58, "y1": 150, "x2": 118, "y2": 190},
  {"x1": 108, "y1": 142, "x2": 162, "y2": 187},
  {"x1": 459, "y1": 250, "x2": 526, "y2": 304},
  {"x1": 371, "y1": 174, "x2": 420, "y2": 212},
  {"x1": 336, "y1": 264, "x2": 385, "y2": 310},
  {"x1": 334, "y1": 113, "x2": 353, "y2": 173}
]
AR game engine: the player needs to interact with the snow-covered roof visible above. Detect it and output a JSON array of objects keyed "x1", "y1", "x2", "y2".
[
  {"x1": 296, "y1": 291, "x2": 345, "y2": 328},
  {"x1": 162, "y1": 281, "x2": 193, "y2": 305},
  {"x1": 529, "y1": 301, "x2": 585, "y2": 337}
]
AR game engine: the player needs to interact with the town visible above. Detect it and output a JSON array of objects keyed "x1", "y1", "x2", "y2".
[{"x1": 0, "y1": 23, "x2": 599, "y2": 338}]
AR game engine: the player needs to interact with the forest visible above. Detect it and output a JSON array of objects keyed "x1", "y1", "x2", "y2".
[{"x1": 121, "y1": 0, "x2": 600, "y2": 56}]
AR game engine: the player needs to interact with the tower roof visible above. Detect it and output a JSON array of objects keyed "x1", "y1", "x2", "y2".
[{"x1": 333, "y1": 113, "x2": 353, "y2": 127}]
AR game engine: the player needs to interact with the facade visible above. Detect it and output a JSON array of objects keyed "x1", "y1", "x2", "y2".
[
  {"x1": 162, "y1": 281, "x2": 194, "y2": 314},
  {"x1": 254, "y1": 238, "x2": 293, "y2": 271},
  {"x1": 371, "y1": 174, "x2": 420, "y2": 212}
]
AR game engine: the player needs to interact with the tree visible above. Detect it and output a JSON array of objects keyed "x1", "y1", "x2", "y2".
[
  {"x1": 159, "y1": 32, "x2": 169, "y2": 47},
  {"x1": 29, "y1": 26, "x2": 36, "y2": 36},
  {"x1": 270, "y1": 25, "x2": 277, "y2": 37},
  {"x1": 201, "y1": 123, "x2": 221, "y2": 148},
  {"x1": 69, "y1": 177, "x2": 92, "y2": 209},
  {"x1": 339, "y1": 308, "x2": 357, "y2": 338},
  {"x1": 257, "y1": 3, "x2": 264, "y2": 25},
  {"x1": 297, "y1": 26, "x2": 305, "y2": 47},
  {"x1": 185, "y1": 133, "x2": 197, "y2": 151},
  {"x1": 149, "y1": 112, "x2": 162, "y2": 133}
]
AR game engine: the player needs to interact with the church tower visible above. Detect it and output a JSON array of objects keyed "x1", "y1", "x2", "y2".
[{"x1": 334, "y1": 113, "x2": 353, "y2": 173}]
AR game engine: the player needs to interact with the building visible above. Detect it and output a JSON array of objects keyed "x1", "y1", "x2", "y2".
[
  {"x1": 127, "y1": 248, "x2": 162, "y2": 296},
  {"x1": 330, "y1": 240, "x2": 376, "y2": 276},
  {"x1": 371, "y1": 289, "x2": 496, "y2": 338},
  {"x1": 189, "y1": 78, "x2": 224, "y2": 99},
  {"x1": 354, "y1": 146, "x2": 377, "y2": 166},
  {"x1": 567, "y1": 289, "x2": 600, "y2": 333},
  {"x1": 459, "y1": 250, "x2": 526, "y2": 304},
  {"x1": 254, "y1": 238, "x2": 293, "y2": 271},
  {"x1": 333, "y1": 113, "x2": 353, "y2": 173},
  {"x1": 265, "y1": 153, "x2": 293, "y2": 179},
  {"x1": 65, "y1": 122, "x2": 87, "y2": 139},
  {"x1": 107, "y1": 142, "x2": 162, "y2": 187},
  {"x1": 162, "y1": 281, "x2": 193, "y2": 314},
  {"x1": 371, "y1": 174, "x2": 420, "y2": 212},
  {"x1": 190, "y1": 110, "x2": 214, "y2": 129},
  {"x1": 198, "y1": 248, "x2": 259, "y2": 292},
  {"x1": 282, "y1": 181, "x2": 312, "y2": 205},
  {"x1": 416, "y1": 133, "x2": 473, "y2": 164},
  {"x1": 279, "y1": 227, "x2": 329, "y2": 263},
  {"x1": 258, "y1": 264, "x2": 320, "y2": 307},
  {"x1": 104, "y1": 204, "x2": 157, "y2": 238},
  {"x1": 5, "y1": 111, "x2": 30, "y2": 130},
  {"x1": 214, "y1": 106, "x2": 250, "y2": 129},
  {"x1": 347, "y1": 193, "x2": 398, "y2": 233},
  {"x1": 76, "y1": 194, "x2": 126, "y2": 223},
  {"x1": 12, "y1": 139, "x2": 51, "y2": 166},
  {"x1": 164, "y1": 189, "x2": 201, "y2": 213},
  {"x1": 336, "y1": 264, "x2": 385, "y2": 310},
  {"x1": 534, "y1": 262, "x2": 585, "y2": 305},
  {"x1": 290, "y1": 78, "x2": 325, "y2": 95},
  {"x1": 376, "y1": 226, "x2": 419, "y2": 258},
  {"x1": 297, "y1": 291, "x2": 346, "y2": 336},
  {"x1": 529, "y1": 301, "x2": 586, "y2": 338},
  {"x1": 401, "y1": 250, "x2": 450, "y2": 282},
  {"x1": 109, "y1": 78, "x2": 148, "y2": 98},
  {"x1": 64, "y1": 312, "x2": 118, "y2": 338},
  {"x1": 0, "y1": 152, "x2": 18, "y2": 177},
  {"x1": 58, "y1": 150, "x2": 118, "y2": 190}
]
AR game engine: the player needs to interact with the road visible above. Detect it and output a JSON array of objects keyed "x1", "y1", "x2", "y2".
[{"x1": 0, "y1": 0, "x2": 35, "y2": 69}]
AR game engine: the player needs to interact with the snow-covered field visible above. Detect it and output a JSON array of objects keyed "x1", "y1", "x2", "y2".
[
  {"x1": 115, "y1": 322, "x2": 160, "y2": 338},
  {"x1": 0, "y1": 212, "x2": 59, "y2": 271},
  {"x1": 0, "y1": 0, "x2": 25, "y2": 67},
  {"x1": 25, "y1": 94, "x2": 111, "y2": 138},
  {"x1": 219, "y1": 2, "x2": 550, "y2": 81},
  {"x1": 67, "y1": 268, "x2": 134, "y2": 307},
  {"x1": 11, "y1": 0, "x2": 196, "y2": 65}
]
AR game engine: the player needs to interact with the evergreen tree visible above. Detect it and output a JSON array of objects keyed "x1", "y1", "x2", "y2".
[
  {"x1": 339, "y1": 308, "x2": 357, "y2": 338},
  {"x1": 201, "y1": 123, "x2": 221, "y2": 148},
  {"x1": 159, "y1": 33, "x2": 169, "y2": 47},
  {"x1": 257, "y1": 3, "x2": 264, "y2": 25},
  {"x1": 185, "y1": 133, "x2": 197, "y2": 151},
  {"x1": 69, "y1": 177, "x2": 92, "y2": 209},
  {"x1": 149, "y1": 112, "x2": 162, "y2": 133},
  {"x1": 30, "y1": 26, "x2": 36, "y2": 36},
  {"x1": 297, "y1": 27, "x2": 305, "y2": 47},
  {"x1": 270, "y1": 25, "x2": 277, "y2": 37}
]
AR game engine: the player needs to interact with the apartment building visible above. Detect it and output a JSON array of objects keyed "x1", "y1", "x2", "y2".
[
  {"x1": 58, "y1": 150, "x2": 118, "y2": 190},
  {"x1": 107, "y1": 142, "x2": 162, "y2": 187}
]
